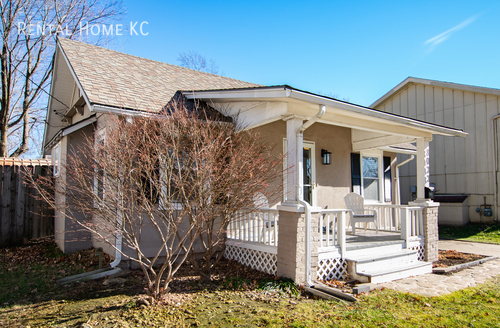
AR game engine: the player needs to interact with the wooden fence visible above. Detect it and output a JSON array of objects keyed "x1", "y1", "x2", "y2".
[{"x1": 0, "y1": 158, "x2": 53, "y2": 248}]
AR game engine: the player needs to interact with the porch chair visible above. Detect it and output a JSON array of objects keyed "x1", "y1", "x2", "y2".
[{"x1": 344, "y1": 193, "x2": 378, "y2": 234}]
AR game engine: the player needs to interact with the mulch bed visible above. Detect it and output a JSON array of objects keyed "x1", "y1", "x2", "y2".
[
  {"x1": 433, "y1": 250, "x2": 486, "y2": 268},
  {"x1": 1, "y1": 237, "x2": 280, "y2": 306}
]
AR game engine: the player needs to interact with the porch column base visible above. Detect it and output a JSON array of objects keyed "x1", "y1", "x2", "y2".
[
  {"x1": 276, "y1": 207, "x2": 320, "y2": 285},
  {"x1": 276, "y1": 210, "x2": 306, "y2": 284},
  {"x1": 409, "y1": 200, "x2": 440, "y2": 262}
]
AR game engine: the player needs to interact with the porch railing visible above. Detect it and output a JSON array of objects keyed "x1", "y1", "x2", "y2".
[
  {"x1": 227, "y1": 209, "x2": 279, "y2": 247},
  {"x1": 364, "y1": 204, "x2": 424, "y2": 236},
  {"x1": 364, "y1": 204, "x2": 424, "y2": 248},
  {"x1": 319, "y1": 209, "x2": 349, "y2": 257}
]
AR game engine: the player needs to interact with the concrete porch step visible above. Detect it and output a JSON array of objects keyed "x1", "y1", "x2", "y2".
[
  {"x1": 347, "y1": 249, "x2": 418, "y2": 272},
  {"x1": 354, "y1": 261, "x2": 432, "y2": 284},
  {"x1": 345, "y1": 241, "x2": 405, "y2": 258}
]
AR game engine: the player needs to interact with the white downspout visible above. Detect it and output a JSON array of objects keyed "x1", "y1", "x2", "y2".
[
  {"x1": 490, "y1": 114, "x2": 500, "y2": 222},
  {"x1": 395, "y1": 155, "x2": 415, "y2": 205},
  {"x1": 110, "y1": 177, "x2": 123, "y2": 268},
  {"x1": 295, "y1": 104, "x2": 326, "y2": 287},
  {"x1": 109, "y1": 232, "x2": 122, "y2": 268}
]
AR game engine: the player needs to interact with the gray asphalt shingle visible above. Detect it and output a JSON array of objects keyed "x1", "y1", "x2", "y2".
[{"x1": 59, "y1": 38, "x2": 261, "y2": 112}]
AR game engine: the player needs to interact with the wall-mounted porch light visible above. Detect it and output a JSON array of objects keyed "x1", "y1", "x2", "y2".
[{"x1": 321, "y1": 149, "x2": 331, "y2": 165}]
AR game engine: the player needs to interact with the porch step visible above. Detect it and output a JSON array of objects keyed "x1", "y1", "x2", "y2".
[
  {"x1": 348, "y1": 249, "x2": 418, "y2": 272},
  {"x1": 354, "y1": 261, "x2": 432, "y2": 284},
  {"x1": 345, "y1": 241, "x2": 405, "y2": 258},
  {"x1": 346, "y1": 249, "x2": 432, "y2": 284}
]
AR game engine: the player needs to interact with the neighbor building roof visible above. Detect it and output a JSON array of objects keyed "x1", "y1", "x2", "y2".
[
  {"x1": 371, "y1": 77, "x2": 500, "y2": 108},
  {"x1": 58, "y1": 38, "x2": 261, "y2": 112}
]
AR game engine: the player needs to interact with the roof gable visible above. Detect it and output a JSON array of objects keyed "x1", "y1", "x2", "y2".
[
  {"x1": 371, "y1": 77, "x2": 500, "y2": 108},
  {"x1": 58, "y1": 38, "x2": 260, "y2": 112}
]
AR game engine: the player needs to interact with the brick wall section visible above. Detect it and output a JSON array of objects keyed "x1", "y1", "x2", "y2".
[
  {"x1": 423, "y1": 204, "x2": 439, "y2": 262},
  {"x1": 276, "y1": 210, "x2": 321, "y2": 285},
  {"x1": 277, "y1": 210, "x2": 306, "y2": 283},
  {"x1": 309, "y1": 213, "x2": 320, "y2": 282}
]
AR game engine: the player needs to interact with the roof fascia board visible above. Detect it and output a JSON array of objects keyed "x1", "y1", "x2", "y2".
[
  {"x1": 92, "y1": 104, "x2": 156, "y2": 117},
  {"x1": 185, "y1": 86, "x2": 467, "y2": 138},
  {"x1": 370, "y1": 77, "x2": 416, "y2": 108},
  {"x1": 57, "y1": 38, "x2": 92, "y2": 110},
  {"x1": 45, "y1": 130, "x2": 63, "y2": 151},
  {"x1": 380, "y1": 146, "x2": 417, "y2": 155},
  {"x1": 371, "y1": 77, "x2": 500, "y2": 108},
  {"x1": 41, "y1": 46, "x2": 61, "y2": 155},
  {"x1": 45, "y1": 114, "x2": 98, "y2": 150},
  {"x1": 288, "y1": 88, "x2": 466, "y2": 137},
  {"x1": 62, "y1": 115, "x2": 97, "y2": 137},
  {"x1": 183, "y1": 87, "x2": 290, "y2": 100}
]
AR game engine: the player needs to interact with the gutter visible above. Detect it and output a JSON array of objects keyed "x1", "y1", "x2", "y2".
[
  {"x1": 184, "y1": 86, "x2": 467, "y2": 138},
  {"x1": 92, "y1": 104, "x2": 155, "y2": 118},
  {"x1": 296, "y1": 104, "x2": 326, "y2": 287}
]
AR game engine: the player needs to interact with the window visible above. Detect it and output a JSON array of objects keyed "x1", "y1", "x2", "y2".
[
  {"x1": 351, "y1": 152, "x2": 392, "y2": 203},
  {"x1": 362, "y1": 156, "x2": 379, "y2": 201},
  {"x1": 53, "y1": 142, "x2": 61, "y2": 177}
]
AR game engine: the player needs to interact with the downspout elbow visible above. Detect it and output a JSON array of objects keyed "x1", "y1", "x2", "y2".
[
  {"x1": 109, "y1": 234, "x2": 122, "y2": 268},
  {"x1": 299, "y1": 105, "x2": 326, "y2": 133}
]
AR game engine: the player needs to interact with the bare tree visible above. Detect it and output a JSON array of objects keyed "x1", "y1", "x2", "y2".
[
  {"x1": 0, "y1": 0, "x2": 124, "y2": 158},
  {"x1": 31, "y1": 100, "x2": 283, "y2": 300},
  {"x1": 177, "y1": 50, "x2": 220, "y2": 75}
]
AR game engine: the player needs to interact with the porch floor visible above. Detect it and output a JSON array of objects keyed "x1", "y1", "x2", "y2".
[{"x1": 345, "y1": 230, "x2": 403, "y2": 250}]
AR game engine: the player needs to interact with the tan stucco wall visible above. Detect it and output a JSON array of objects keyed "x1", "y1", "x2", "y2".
[
  {"x1": 304, "y1": 123, "x2": 352, "y2": 209},
  {"x1": 255, "y1": 120, "x2": 352, "y2": 209}
]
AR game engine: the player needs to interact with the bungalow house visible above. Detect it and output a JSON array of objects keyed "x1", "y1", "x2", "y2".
[
  {"x1": 43, "y1": 39, "x2": 466, "y2": 285},
  {"x1": 372, "y1": 78, "x2": 500, "y2": 226}
]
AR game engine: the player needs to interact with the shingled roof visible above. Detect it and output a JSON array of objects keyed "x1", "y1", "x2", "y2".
[{"x1": 58, "y1": 38, "x2": 261, "y2": 112}]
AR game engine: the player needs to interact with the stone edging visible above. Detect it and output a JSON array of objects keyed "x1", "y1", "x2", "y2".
[{"x1": 433, "y1": 256, "x2": 498, "y2": 274}]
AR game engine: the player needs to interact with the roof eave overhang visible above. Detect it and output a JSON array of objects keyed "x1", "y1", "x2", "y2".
[
  {"x1": 184, "y1": 86, "x2": 467, "y2": 138},
  {"x1": 45, "y1": 114, "x2": 97, "y2": 150}
]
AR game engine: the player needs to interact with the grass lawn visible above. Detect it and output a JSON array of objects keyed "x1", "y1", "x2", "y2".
[
  {"x1": 439, "y1": 223, "x2": 500, "y2": 244},
  {"x1": 1, "y1": 238, "x2": 500, "y2": 327}
]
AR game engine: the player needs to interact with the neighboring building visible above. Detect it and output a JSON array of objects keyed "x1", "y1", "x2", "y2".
[
  {"x1": 372, "y1": 77, "x2": 500, "y2": 225},
  {"x1": 43, "y1": 39, "x2": 466, "y2": 285}
]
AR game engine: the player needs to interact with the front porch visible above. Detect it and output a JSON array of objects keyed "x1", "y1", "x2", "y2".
[
  {"x1": 225, "y1": 204, "x2": 434, "y2": 284},
  {"x1": 186, "y1": 87, "x2": 465, "y2": 285}
]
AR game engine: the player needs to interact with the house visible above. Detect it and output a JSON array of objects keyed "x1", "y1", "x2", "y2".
[
  {"x1": 372, "y1": 77, "x2": 500, "y2": 226},
  {"x1": 43, "y1": 39, "x2": 466, "y2": 285}
]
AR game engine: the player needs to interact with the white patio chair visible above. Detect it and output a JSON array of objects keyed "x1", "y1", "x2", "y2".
[{"x1": 344, "y1": 193, "x2": 378, "y2": 234}]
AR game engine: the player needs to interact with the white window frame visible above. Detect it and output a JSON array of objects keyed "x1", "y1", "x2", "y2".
[
  {"x1": 360, "y1": 150, "x2": 384, "y2": 204},
  {"x1": 53, "y1": 142, "x2": 61, "y2": 177}
]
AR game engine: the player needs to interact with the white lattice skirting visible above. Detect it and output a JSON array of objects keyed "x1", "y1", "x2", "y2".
[
  {"x1": 317, "y1": 257, "x2": 347, "y2": 280},
  {"x1": 411, "y1": 245, "x2": 426, "y2": 261},
  {"x1": 224, "y1": 244, "x2": 277, "y2": 275}
]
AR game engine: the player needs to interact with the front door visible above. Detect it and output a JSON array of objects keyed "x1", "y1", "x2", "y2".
[
  {"x1": 303, "y1": 141, "x2": 315, "y2": 206},
  {"x1": 283, "y1": 139, "x2": 316, "y2": 206}
]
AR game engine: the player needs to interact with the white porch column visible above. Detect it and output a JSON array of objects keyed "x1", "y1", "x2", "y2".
[
  {"x1": 416, "y1": 138, "x2": 430, "y2": 200},
  {"x1": 284, "y1": 117, "x2": 304, "y2": 203},
  {"x1": 412, "y1": 137, "x2": 439, "y2": 262}
]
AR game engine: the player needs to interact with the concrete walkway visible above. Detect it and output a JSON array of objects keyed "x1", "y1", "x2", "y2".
[{"x1": 376, "y1": 240, "x2": 500, "y2": 297}]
